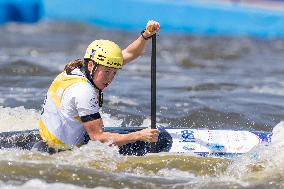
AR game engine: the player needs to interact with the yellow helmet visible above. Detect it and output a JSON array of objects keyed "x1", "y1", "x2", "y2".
[{"x1": 84, "y1": 40, "x2": 123, "y2": 69}]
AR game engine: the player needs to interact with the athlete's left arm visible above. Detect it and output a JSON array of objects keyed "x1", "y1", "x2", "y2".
[{"x1": 122, "y1": 20, "x2": 160, "y2": 65}]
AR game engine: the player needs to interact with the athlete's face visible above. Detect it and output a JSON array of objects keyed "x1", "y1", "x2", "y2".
[{"x1": 92, "y1": 64, "x2": 117, "y2": 90}]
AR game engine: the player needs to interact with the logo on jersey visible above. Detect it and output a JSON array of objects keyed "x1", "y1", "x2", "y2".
[{"x1": 90, "y1": 96, "x2": 98, "y2": 108}]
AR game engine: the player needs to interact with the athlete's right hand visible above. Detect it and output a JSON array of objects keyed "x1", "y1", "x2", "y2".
[{"x1": 138, "y1": 128, "x2": 160, "y2": 142}]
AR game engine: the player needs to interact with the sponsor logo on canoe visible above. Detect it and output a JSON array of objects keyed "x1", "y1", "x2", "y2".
[
  {"x1": 181, "y1": 130, "x2": 195, "y2": 142},
  {"x1": 266, "y1": 133, "x2": 272, "y2": 142},
  {"x1": 182, "y1": 142, "x2": 199, "y2": 151}
]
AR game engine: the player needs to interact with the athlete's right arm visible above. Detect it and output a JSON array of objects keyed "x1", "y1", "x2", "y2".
[
  {"x1": 72, "y1": 82, "x2": 159, "y2": 145},
  {"x1": 83, "y1": 118, "x2": 160, "y2": 146}
]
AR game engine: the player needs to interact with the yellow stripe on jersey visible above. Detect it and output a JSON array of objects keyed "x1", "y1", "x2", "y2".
[{"x1": 38, "y1": 118, "x2": 70, "y2": 150}]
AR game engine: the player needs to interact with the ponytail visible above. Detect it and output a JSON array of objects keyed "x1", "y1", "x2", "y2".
[{"x1": 64, "y1": 59, "x2": 84, "y2": 74}]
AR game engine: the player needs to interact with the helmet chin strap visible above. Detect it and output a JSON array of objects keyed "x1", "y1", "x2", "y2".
[{"x1": 82, "y1": 59, "x2": 103, "y2": 107}]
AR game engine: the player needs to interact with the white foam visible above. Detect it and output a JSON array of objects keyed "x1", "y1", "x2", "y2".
[
  {"x1": 140, "y1": 118, "x2": 151, "y2": 128},
  {"x1": 251, "y1": 86, "x2": 284, "y2": 96},
  {"x1": 0, "y1": 106, "x2": 39, "y2": 132},
  {"x1": 271, "y1": 121, "x2": 284, "y2": 145},
  {"x1": 0, "y1": 179, "x2": 113, "y2": 189},
  {"x1": 171, "y1": 175, "x2": 250, "y2": 189},
  {"x1": 156, "y1": 168, "x2": 196, "y2": 178},
  {"x1": 108, "y1": 96, "x2": 138, "y2": 106},
  {"x1": 0, "y1": 106, "x2": 127, "y2": 131},
  {"x1": 0, "y1": 141, "x2": 123, "y2": 172},
  {"x1": 101, "y1": 113, "x2": 123, "y2": 128},
  {"x1": 51, "y1": 141, "x2": 124, "y2": 171},
  {"x1": 139, "y1": 118, "x2": 169, "y2": 128},
  {"x1": 225, "y1": 121, "x2": 284, "y2": 183}
]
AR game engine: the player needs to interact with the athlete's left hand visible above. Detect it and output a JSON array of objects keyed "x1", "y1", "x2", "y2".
[{"x1": 143, "y1": 20, "x2": 160, "y2": 38}]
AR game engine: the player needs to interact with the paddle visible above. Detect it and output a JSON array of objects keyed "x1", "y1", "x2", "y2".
[
  {"x1": 150, "y1": 34, "x2": 157, "y2": 153},
  {"x1": 151, "y1": 34, "x2": 157, "y2": 130}
]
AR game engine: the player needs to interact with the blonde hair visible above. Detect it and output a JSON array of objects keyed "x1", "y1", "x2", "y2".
[{"x1": 64, "y1": 59, "x2": 84, "y2": 74}]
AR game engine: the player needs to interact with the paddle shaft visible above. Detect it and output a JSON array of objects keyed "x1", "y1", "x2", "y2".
[{"x1": 151, "y1": 34, "x2": 156, "y2": 129}]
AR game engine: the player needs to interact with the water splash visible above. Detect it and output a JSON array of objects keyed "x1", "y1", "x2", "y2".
[
  {"x1": 52, "y1": 141, "x2": 124, "y2": 172},
  {"x1": 0, "y1": 106, "x2": 126, "y2": 131},
  {"x1": 0, "y1": 106, "x2": 39, "y2": 132},
  {"x1": 225, "y1": 121, "x2": 284, "y2": 185},
  {"x1": 0, "y1": 179, "x2": 111, "y2": 189},
  {"x1": 0, "y1": 106, "x2": 284, "y2": 188}
]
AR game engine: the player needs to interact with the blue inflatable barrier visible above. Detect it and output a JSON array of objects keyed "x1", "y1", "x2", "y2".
[
  {"x1": 0, "y1": 0, "x2": 42, "y2": 24},
  {"x1": 1, "y1": 0, "x2": 284, "y2": 37},
  {"x1": 42, "y1": 0, "x2": 284, "y2": 38}
]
